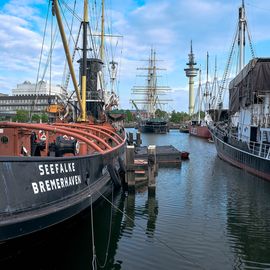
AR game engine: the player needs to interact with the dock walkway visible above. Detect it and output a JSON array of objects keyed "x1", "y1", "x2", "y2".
[{"x1": 134, "y1": 145, "x2": 181, "y2": 167}]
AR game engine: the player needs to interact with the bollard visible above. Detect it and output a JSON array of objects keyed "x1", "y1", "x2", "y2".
[
  {"x1": 126, "y1": 145, "x2": 135, "y2": 193},
  {"x1": 135, "y1": 132, "x2": 142, "y2": 147},
  {"x1": 128, "y1": 132, "x2": 134, "y2": 145},
  {"x1": 79, "y1": 142, "x2": 88, "y2": 155},
  {"x1": 147, "y1": 145, "x2": 156, "y2": 195}
]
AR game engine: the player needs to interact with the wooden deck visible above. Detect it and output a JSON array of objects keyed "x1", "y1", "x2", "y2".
[{"x1": 134, "y1": 145, "x2": 182, "y2": 167}]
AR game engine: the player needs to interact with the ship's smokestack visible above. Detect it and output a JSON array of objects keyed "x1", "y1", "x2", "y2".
[{"x1": 78, "y1": 58, "x2": 104, "y2": 120}]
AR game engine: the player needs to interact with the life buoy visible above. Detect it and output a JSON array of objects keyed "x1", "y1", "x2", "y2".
[{"x1": 38, "y1": 130, "x2": 46, "y2": 141}]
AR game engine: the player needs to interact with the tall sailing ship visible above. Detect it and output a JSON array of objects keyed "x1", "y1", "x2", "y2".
[
  {"x1": 208, "y1": 1, "x2": 270, "y2": 181},
  {"x1": 131, "y1": 49, "x2": 171, "y2": 134},
  {"x1": 0, "y1": 0, "x2": 126, "y2": 241}
]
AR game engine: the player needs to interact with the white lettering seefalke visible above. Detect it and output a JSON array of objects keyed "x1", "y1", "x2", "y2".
[{"x1": 38, "y1": 162, "x2": 76, "y2": 176}]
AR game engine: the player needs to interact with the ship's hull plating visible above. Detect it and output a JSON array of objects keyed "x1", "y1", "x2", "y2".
[
  {"x1": 0, "y1": 144, "x2": 125, "y2": 241},
  {"x1": 210, "y1": 128, "x2": 270, "y2": 181},
  {"x1": 189, "y1": 125, "x2": 211, "y2": 139}
]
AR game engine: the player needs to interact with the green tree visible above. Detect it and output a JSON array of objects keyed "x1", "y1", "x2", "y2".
[
  {"x1": 31, "y1": 114, "x2": 40, "y2": 122},
  {"x1": 14, "y1": 110, "x2": 29, "y2": 122},
  {"x1": 41, "y1": 113, "x2": 49, "y2": 123},
  {"x1": 170, "y1": 111, "x2": 191, "y2": 123},
  {"x1": 155, "y1": 109, "x2": 168, "y2": 119},
  {"x1": 125, "y1": 110, "x2": 134, "y2": 122}
]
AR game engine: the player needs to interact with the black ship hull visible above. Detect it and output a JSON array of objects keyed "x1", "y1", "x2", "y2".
[
  {"x1": 0, "y1": 144, "x2": 125, "y2": 242},
  {"x1": 210, "y1": 127, "x2": 270, "y2": 181},
  {"x1": 139, "y1": 120, "x2": 168, "y2": 134}
]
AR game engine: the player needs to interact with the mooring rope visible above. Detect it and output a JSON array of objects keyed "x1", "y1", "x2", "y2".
[
  {"x1": 96, "y1": 189, "x2": 207, "y2": 270},
  {"x1": 90, "y1": 195, "x2": 97, "y2": 270},
  {"x1": 96, "y1": 184, "x2": 114, "y2": 269}
]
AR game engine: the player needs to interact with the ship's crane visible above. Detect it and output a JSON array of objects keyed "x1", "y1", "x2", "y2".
[{"x1": 131, "y1": 100, "x2": 142, "y2": 120}]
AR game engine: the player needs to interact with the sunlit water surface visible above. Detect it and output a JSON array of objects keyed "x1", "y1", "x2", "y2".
[{"x1": 1, "y1": 129, "x2": 270, "y2": 270}]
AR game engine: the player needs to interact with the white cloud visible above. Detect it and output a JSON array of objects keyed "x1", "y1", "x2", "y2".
[{"x1": 1, "y1": 0, "x2": 270, "y2": 113}]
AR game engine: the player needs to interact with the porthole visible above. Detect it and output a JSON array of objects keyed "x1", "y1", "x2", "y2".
[{"x1": 1, "y1": 136, "x2": 8, "y2": 144}]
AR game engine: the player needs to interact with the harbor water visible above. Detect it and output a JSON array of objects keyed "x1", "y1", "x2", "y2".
[{"x1": 1, "y1": 129, "x2": 270, "y2": 269}]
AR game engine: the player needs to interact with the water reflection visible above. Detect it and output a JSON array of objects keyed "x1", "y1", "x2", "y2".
[
  {"x1": 225, "y1": 177, "x2": 270, "y2": 269},
  {"x1": 145, "y1": 194, "x2": 158, "y2": 238},
  {"x1": 2, "y1": 130, "x2": 270, "y2": 269},
  {"x1": 123, "y1": 193, "x2": 135, "y2": 231}
]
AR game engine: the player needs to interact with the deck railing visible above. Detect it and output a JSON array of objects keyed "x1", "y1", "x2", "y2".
[{"x1": 212, "y1": 125, "x2": 270, "y2": 160}]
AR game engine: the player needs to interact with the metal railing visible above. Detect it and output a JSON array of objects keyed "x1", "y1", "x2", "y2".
[{"x1": 212, "y1": 125, "x2": 270, "y2": 160}]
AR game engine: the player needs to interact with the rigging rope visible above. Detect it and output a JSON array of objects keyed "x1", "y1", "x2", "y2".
[
  {"x1": 32, "y1": 0, "x2": 50, "y2": 119},
  {"x1": 60, "y1": 1, "x2": 81, "y2": 56},
  {"x1": 216, "y1": 21, "x2": 238, "y2": 108},
  {"x1": 61, "y1": 0, "x2": 77, "y2": 88},
  {"x1": 61, "y1": 0, "x2": 81, "y2": 22},
  {"x1": 49, "y1": 7, "x2": 53, "y2": 105},
  {"x1": 34, "y1": 23, "x2": 59, "y2": 110}
]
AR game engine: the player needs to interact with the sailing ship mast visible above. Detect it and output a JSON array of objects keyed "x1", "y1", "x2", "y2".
[
  {"x1": 98, "y1": 0, "x2": 121, "y2": 110},
  {"x1": 198, "y1": 69, "x2": 202, "y2": 123},
  {"x1": 238, "y1": 0, "x2": 245, "y2": 72},
  {"x1": 54, "y1": 0, "x2": 117, "y2": 121},
  {"x1": 131, "y1": 48, "x2": 171, "y2": 119},
  {"x1": 53, "y1": 0, "x2": 91, "y2": 122},
  {"x1": 215, "y1": 0, "x2": 255, "y2": 110},
  {"x1": 148, "y1": 49, "x2": 157, "y2": 118},
  {"x1": 100, "y1": 0, "x2": 105, "y2": 62},
  {"x1": 53, "y1": 0, "x2": 86, "y2": 121},
  {"x1": 203, "y1": 52, "x2": 211, "y2": 111}
]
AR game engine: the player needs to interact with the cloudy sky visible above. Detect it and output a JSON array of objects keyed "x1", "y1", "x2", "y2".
[{"x1": 0, "y1": 0, "x2": 270, "y2": 112}]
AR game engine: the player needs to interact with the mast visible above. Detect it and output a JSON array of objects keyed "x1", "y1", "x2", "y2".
[
  {"x1": 238, "y1": 0, "x2": 246, "y2": 72},
  {"x1": 131, "y1": 49, "x2": 171, "y2": 118},
  {"x1": 148, "y1": 48, "x2": 156, "y2": 118},
  {"x1": 198, "y1": 68, "x2": 202, "y2": 123},
  {"x1": 204, "y1": 52, "x2": 210, "y2": 111},
  {"x1": 210, "y1": 56, "x2": 219, "y2": 108},
  {"x1": 110, "y1": 61, "x2": 118, "y2": 94},
  {"x1": 100, "y1": 0, "x2": 105, "y2": 62},
  {"x1": 81, "y1": 0, "x2": 89, "y2": 122},
  {"x1": 52, "y1": 0, "x2": 84, "y2": 119}
]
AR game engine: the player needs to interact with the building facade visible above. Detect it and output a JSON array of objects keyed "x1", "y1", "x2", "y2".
[{"x1": 0, "y1": 81, "x2": 67, "y2": 120}]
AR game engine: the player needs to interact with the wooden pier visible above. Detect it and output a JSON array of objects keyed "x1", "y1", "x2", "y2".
[
  {"x1": 134, "y1": 145, "x2": 181, "y2": 167},
  {"x1": 124, "y1": 132, "x2": 184, "y2": 193}
]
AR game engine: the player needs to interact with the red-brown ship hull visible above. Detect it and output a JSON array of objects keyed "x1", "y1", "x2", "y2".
[{"x1": 189, "y1": 125, "x2": 211, "y2": 139}]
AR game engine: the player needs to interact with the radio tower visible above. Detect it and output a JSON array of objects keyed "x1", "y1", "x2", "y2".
[{"x1": 184, "y1": 41, "x2": 199, "y2": 115}]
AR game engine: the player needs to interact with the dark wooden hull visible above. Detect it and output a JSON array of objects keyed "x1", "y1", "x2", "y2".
[
  {"x1": 139, "y1": 120, "x2": 168, "y2": 134},
  {"x1": 210, "y1": 127, "x2": 270, "y2": 181},
  {"x1": 179, "y1": 128, "x2": 189, "y2": 133},
  {"x1": 0, "y1": 144, "x2": 125, "y2": 242}
]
